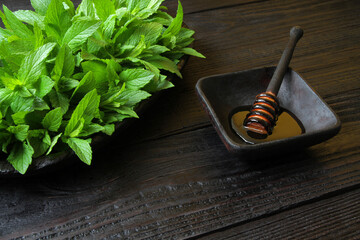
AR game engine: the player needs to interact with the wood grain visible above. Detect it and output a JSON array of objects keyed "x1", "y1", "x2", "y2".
[
  {"x1": 197, "y1": 188, "x2": 360, "y2": 239},
  {"x1": 1, "y1": 119, "x2": 359, "y2": 239},
  {"x1": 1, "y1": 0, "x2": 360, "y2": 239}
]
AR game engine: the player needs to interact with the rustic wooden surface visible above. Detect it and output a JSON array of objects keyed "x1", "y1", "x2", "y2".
[{"x1": 1, "y1": 0, "x2": 360, "y2": 239}]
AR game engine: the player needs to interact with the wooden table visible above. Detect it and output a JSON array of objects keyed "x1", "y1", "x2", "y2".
[{"x1": 1, "y1": 0, "x2": 360, "y2": 239}]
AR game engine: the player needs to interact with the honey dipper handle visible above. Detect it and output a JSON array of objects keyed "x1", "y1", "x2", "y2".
[{"x1": 266, "y1": 26, "x2": 303, "y2": 95}]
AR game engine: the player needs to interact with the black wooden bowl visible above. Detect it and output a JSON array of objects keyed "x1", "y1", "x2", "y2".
[{"x1": 196, "y1": 67, "x2": 341, "y2": 156}]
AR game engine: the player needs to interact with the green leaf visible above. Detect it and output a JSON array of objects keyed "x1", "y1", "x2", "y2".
[
  {"x1": 117, "y1": 89, "x2": 151, "y2": 106},
  {"x1": 34, "y1": 75, "x2": 55, "y2": 98},
  {"x1": 93, "y1": 0, "x2": 115, "y2": 22},
  {"x1": 75, "y1": 0, "x2": 96, "y2": 18},
  {"x1": 0, "y1": 132, "x2": 11, "y2": 153},
  {"x1": 33, "y1": 22, "x2": 46, "y2": 48},
  {"x1": 28, "y1": 129, "x2": 51, "y2": 158},
  {"x1": 10, "y1": 95, "x2": 34, "y2": 113},
  {"x1": 52, "y1": 44, "x2": 75, "y2": 80},
  {"x1": 128, "y1": 35, "x2": 146, "y2": 58},
  {"x1": 100, "y1": 83, "x2": 126, "y2": 106},
  {"x1": 143, "y1": 74, "x2": 174, "y2": 92},
  {"x1": 66, "y1": 137, "x2": 92, "y2": 165},
  {"x1": 18, "y1": 42, "x2": 56, "y2": 84},
  {"x1": 33, "y1": 96, "x2": 50, "y2": 110},
  {"x1": 176, "y1": 28, "x2": 194, "y2": 47},
  {"x1": 78, "y1": 123, "x2": 104, "y2": 137},
  {"x1": 102, "y1": 14, "x2": 117, "y2": 39},
  {"x1": 136, "y1": 0, "x2": 165, "y2": 19},
  {"x1": 119, "y1": 68, "x2": 154, "y2": 90},
  {"x1": 46, "y1": 132, "x2": 62, "y2": 155},
  {"x1": 116, "y1": 106, "x2": 138, "y2": 118},
  {"x1": 42, "y1": 107, "x2": 63, "y2": 131},
  {"x1": 14, "y1": 10, "x2": 45, "y2": 29},
  {"x1": 162, "y1": 1, "x2": 183, "y2": 38},
  {"x1": 181, "y1": 47, "x2": 205, "y2": 58},
  {"x1": 103, "y1": 124, "x2": 115, "y2": 135},
  {"x1": 143, "y1": 45, "x2": 169, "y2": 56},
  {"x1": 145, "y1": 55, "x2": 182, "y2": 78},
  {"x1": 57, "y1": 77, "x2": 79, "y2": 92},
  {"x1": 7, "y1": 142, "x2": 34, "y2": 174},
  {"x1": 7, "y1": 125, "x2": 29, "y2": 141},
  {"x1": 1, "y1": 76, "x2": 23, "y2": 90},
  {"x1": 125, "y1": 22, "x2": 163, "y2": 46},
  {"x1": 48, "y1": 89, "x2": 69, "y2": 114},
  {"x1": 30, "y1": 0, "x2": 52, "y2": 15},
  {"x1": 68, "y1": 117, "x2": 85, "y2": 138},
  {"x1": 106, "y1": 59, "x2": 121, "y2": 87},
  {"x1": 45, "y1": 0, "x2": 72, "y2": 41},
  {"x1": 62, "y1": 18, "x2": 101, "y2": 52},
  {"x1": 11, "y1": 111, "x2": 28, "y2": 125},
  {"x1": 3, "y1": 6, "x2": 34, "y2": 39},
  {"x1": 81, "y1": 60, "x2": 108, "y2": 93},
  {"x1": 71, "y1": 71, "x2": 96, "y2": 99},
  {"x1": 65, "y1": 89, "x2": 100, "y2": 136}
]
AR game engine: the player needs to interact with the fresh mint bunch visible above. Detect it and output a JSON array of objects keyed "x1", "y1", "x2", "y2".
[{"x1": 0, "y1": 0, "x2": 204, "y2": 174}]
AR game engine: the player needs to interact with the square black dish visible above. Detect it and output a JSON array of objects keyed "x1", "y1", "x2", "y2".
[{"x1": 196, "y1": 67, "x2": 341, "y2": 155}]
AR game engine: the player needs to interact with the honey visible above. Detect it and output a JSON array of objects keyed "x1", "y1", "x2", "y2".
[{"x1": 230, "y1": 106, "x2": 305, "y2": 144}]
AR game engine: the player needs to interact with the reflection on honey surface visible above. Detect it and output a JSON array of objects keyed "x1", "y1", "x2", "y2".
[{"x1": 231, "y1": 106, "x2": 304, "y2": 144}]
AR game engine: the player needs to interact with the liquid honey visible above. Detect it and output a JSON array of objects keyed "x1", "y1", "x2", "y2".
[{"x1": 230, "y1": 106, "x2": 305, "y2": 144}]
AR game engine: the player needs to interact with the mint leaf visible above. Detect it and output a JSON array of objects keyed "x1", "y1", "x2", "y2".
[
  {"x1": 52, "y1": 44, "x2": 75, "y2": 80},
  {"x1": 78, "y1": 123, "x2": 104, "y2": 137},
  {"x1": 145, "y1": 55, "x2": 182, "y2": 78},
  {"x1": 71, "y1": 71, "x2": 96, "y2": 99},
  {"x1": 10, "y1": 95, "x2": 34, "y2": 113},
  {"x1": 7, "y1": 125, "x2": 29, "y2": 141},
  {"x1": 119, "y1": 68, "x2": 155, "y2": 90},
  {"x1": 14, "y1": 10, "x2": 45, "y2": 29},
  {"x1": 46, "y1": 132, "x2": 62, "y2": 155},
  {"x1": 18, "y1": 42, "x2": 56, "y2": 84},
  {"x1": 42, "y1": 107, "x2": 62, "y2": 132},
  {"x1": 30, "y1": 0, "x2": 52, "y2": 15},
  {"x1": 143, "y1": 74, "x2": 174, "y2": 92},
  {"x1": 66, "y1": 137, "x2": 92, "y2": 165},
  {"x1": 102, "y1": 14, "x2": 117, "y2": 39},
  {"x1": 34, "y1": 75, "x2": 55, "y2": 98},
  {"x1": 33, "y1": 22, "x2": 45, "y2": 48},
  {"x1": 75, "y1": 0, "x2": 96, "y2": 18},
  {"x1": 125, "y1": 22, "x2": 163, "y2": 46},
  {"x1": 45, "y1": 0, "x2": 72, "y2": 41},
  {"x1": 93, "y1": 0, "x2": 115, "y2": 22},
  {"x1": 2, "y1": 6, "x2": 34, "y2": 39},
  {"x1": 62, "y1": 18, "x2": 101, "y2": 52},
  {"x1": 162, "y1": 1, "x2": 183, "y2": 38},
  {"x1": 57, "y1": 77, "x2": 79, "y2": 92},
  {"x1": 65, "y1": 89, "x2": 100, "y2": 136},
  {"x1": 28, "y1": 129, "x2": 51, "y2": 158},
  {"x1": 11, "y1": 111, "x2": 27, "y2": 125},
  {"x1": 48, "y1": 89, "x2": 69, "y2": 114},
  {"x1": 117, "y1": 89, "x2": 151, "y2": 106},
  {"x1": 181, "y1": 47, "x2": 205, "y2": 58},
  {"x1": 81, "y1": 60, "x2": 108, "y2": 93},
  {"x1": 7, "y1": 142, "x2": 34, "y2": 174}
]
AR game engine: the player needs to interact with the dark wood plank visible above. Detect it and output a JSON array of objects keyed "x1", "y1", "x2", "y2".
[
  {"x1": 197, "y1": 188, "x2": 360, "y2": 239},
  {"x1": 1, "y1": 119, "x2": 359, "y2": 239},
  {"x1": 164, "y1": 0, "x2": 268, "y2": 15}
]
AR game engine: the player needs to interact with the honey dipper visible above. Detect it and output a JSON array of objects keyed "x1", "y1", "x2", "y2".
[{"x1": 243, "y1": 26, "x2": 303, "y2": 138}]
